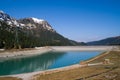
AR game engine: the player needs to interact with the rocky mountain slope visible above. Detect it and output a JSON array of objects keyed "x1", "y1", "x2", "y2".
[{"x1": 0, "y1": 11, "x2": 81, "y2": 49}]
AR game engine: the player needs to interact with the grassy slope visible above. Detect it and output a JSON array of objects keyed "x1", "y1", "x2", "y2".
[{"x1": 86, "y1": 51, "x2": 120, "y2": 80}]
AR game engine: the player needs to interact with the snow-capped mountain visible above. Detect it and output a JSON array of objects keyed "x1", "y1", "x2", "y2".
[
  {"x1": 0, "y1": 10, "x2": 55, "y2": 32},
  {"x1": 0, "y1": 10, "x2": 81, "y2": 49},
  {"x1": 31, "y1": 17, "x2": 44, "y2": 23},
  {"x1": 18, "y1": 17, "x2": 55, "y2": 32},
  {"x1": 0, "y1": 11, "x2": 19, "y2": 27}
]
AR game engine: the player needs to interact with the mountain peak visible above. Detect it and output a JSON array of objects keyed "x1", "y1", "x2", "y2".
[
  {"x1": 0, "y1": 10, "x2": 20, "y2": 27},
  {"x1": 0, "y1": 10, "x2": 4, "y2": 13},
  {"x1": 31, "y1": 17, "x2": 44, "y2": 23},
  {"x1": 0, "y1": 10, "x2": 82, "y2": 49},
  {"x1": 0, "y1": 11, "x2": 54, "y2": 31}
]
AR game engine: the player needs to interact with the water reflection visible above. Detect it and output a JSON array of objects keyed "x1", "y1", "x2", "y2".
[
  {"x1": 0, "y1": 51, "x2": 101, "y2": 76},
  {"x1": 0, "y1": 52, "x2": 65, "y2": 75}
]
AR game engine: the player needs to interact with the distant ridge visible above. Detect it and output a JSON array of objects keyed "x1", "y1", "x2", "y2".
[{"x1": 87, "y1": 36, "x2": 120, "y2": 45}]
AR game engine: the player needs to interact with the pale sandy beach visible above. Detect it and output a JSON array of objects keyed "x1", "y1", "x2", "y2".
[
  {"x1": 51, "y1": 46, "x2": 117, "y2": 51},
  {"x1": 0, "y1": 46, "x2": 117, "y2": 60},
  {"x1": 0, "y1": 47, "x2": 52, "y2": 61}
]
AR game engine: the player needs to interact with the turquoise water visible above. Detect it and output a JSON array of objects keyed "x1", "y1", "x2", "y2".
[{"x1": 0, "y1": 51, "x2": 102, "y2": 76}]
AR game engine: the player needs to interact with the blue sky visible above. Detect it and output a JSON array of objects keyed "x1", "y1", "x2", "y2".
[{"x1": 0, "y1": 0, "x2": 120, "y2": 42}]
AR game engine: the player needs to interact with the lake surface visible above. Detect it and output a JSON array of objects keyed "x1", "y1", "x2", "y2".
[{"x1": 0, "y1": 51, "x2": 102, "y2": 76}]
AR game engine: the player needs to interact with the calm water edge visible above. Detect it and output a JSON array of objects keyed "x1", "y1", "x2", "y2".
[{"x1": 0, "y1": 51, "x2": 102, "y2": 76}]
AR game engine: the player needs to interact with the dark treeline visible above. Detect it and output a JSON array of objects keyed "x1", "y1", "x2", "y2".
[{"x1": 0, "y1": 21, "x2": 81, "y2": 49}]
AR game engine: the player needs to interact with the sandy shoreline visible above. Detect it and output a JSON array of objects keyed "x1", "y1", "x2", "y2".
[
  {"x1": 0, "y1": 46, "x2": 117, "y2": 60},
  {"x1": 51, "y1": 46, "x2": 117, "y2": 51},
  {"x1": 0, "y1": 47, "x2": 52, "y2": 61},
  {"x1": 0, "y1": 46, "x2": 118, "y2": 80}
]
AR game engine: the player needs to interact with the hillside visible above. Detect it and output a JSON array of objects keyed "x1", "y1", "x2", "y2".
[
  {"x1": 0, "y1": 11, "x2": 81, "y2": 49},
  {"x1": 87, "y1": 36, "x2": 120, "y2": 45}
]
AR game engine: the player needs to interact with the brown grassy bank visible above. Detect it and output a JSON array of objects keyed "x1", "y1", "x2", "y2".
[{"x1": 32, "y1": 51, "x2": 120, "y2": 80}]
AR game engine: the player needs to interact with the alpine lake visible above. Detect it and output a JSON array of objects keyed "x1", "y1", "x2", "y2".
[{"x1": 0, "y1": 51, "x2": 102, "y2": 76}]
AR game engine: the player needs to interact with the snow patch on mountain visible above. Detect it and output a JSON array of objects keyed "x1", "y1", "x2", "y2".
[
  {"x1": 20, "y1": 23, "x2": 25, "y2": 26},
  {"x1": 0, "y1": 10, "x2": 55, "y2": 32},
  {"x1": 0, "y1": 18, "x2": 4, "y2": 21},
  {"x1": 0, "y1": 10, "x2": 4, "y2": 13},
  {"x1": 31, "y1": 17, "x2": 44, "y2": 24},
  {"x1": 46, "y1": 24, "x2": 52, "y2": 30},
  {"x1": 0, "y1": 10, "x2": 20, "y2": 27}
]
